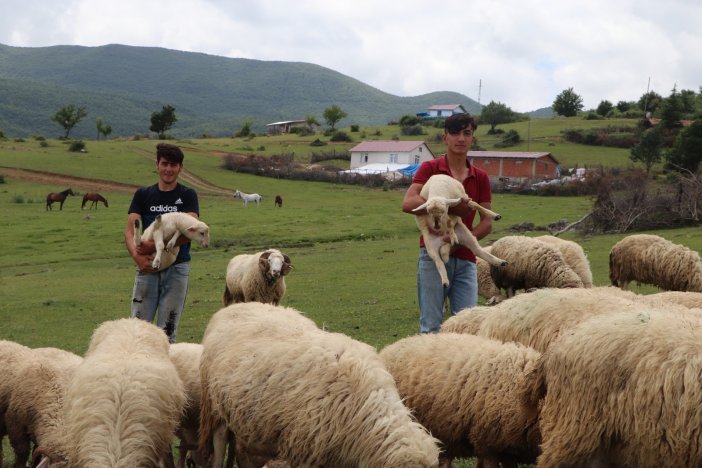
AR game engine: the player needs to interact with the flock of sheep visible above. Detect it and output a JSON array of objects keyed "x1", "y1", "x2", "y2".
[{"x1": 4, "y1": 230, "x2": 702, "y2": 467}]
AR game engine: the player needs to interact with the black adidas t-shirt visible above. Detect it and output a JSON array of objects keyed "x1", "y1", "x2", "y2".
[{"x1": 128, "y1": 183, "x2": 200, "y2": 263}]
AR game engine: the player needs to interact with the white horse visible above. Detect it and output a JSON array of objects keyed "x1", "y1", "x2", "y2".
[{"x1": 234, "y1": 190, "x2": 262, "y2": 207}]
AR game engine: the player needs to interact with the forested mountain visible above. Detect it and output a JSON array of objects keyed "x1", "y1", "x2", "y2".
[{"x1": 0, "y1": 43, "x2": 486, "y2": 138}]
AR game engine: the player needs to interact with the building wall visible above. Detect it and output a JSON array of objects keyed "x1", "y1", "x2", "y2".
[
  {"x1": 349, "y1": 144, "x2": 433, "y2": 169},
  {"x1": 470, "y1": 156, "x2": 559, "y2": 181}
]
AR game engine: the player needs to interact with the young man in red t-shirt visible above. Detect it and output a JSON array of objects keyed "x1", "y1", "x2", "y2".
[{"x1": 402, "y1": 113, "x2": 494, "y2": 333}]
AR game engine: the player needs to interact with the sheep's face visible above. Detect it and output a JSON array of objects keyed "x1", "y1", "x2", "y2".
[
  {"x1": 425, "y1": 198, "x2": 450, "y2": 232},
  {"x1": 259, "y1": 252, "x2": 293, "y2": 283},
  {"x1": 186, "y1": 223, "x2": 210, "y2": 247}
]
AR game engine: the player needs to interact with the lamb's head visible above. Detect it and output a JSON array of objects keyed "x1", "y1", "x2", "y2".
[
  {"x1": 413, "y1": 196, "x2": 463, "y2": 232},
  {"x1": 184, "y1": 219, "x2": 210, "y2": 248},
  {"x1": 258, "y1": 249, "x2": 293, "y2": 284}
]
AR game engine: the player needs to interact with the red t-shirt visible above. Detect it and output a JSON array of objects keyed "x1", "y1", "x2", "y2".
[{"x1": 412, "y1": 155, "x2": 492, "y2": 262}]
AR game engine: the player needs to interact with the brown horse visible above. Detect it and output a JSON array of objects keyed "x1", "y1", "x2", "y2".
[
  {"x1": 46, "y1": 188, "x2": 75, "y2": 211},
  {"x1": 82, "y1": 192, "x2": 108, "y2": 210}
]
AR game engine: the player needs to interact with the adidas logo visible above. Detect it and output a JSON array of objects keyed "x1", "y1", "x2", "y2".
[{"x1": 175, "y1": 198, "x2": 183, "y2": 205}]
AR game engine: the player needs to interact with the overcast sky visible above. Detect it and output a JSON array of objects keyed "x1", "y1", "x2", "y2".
[{"x1": 1, "y1": 0, "x2": 700, "y2": 112}]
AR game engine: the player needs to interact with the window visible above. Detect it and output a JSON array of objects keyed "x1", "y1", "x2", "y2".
[
  {"x1": 419, "y1": 146, "x2": 423, "y2": 152},
  {"x1": 362, "y1": 153, "x2": 368, "y2": 163},
  {"x1": 390, "y1": 154, "x2": 398, "y2": 163},
  {"x1": 414, "y1": 155, "x2": 420, "y2": 164}
]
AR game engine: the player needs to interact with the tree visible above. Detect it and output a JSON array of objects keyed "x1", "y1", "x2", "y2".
[
  {"x1": 480, "y1": 101, "x2": 517, "y2": 132},
  {"x1": 234, "y1": 120, "x2": 253, "y2": 138},
  {"x1": 323, "y1": 105, "x2": 347, "y2": 130},
  {"x1": 616, "y1": 100, "x2": 634, "y2": 113},
  {"x1": 665, "y1": 120, "x2": 702, "y2": 173},
  {"x1": 552, "y1": 88, "x2": 584, "y2": 117},
  {"x1": 638, "y1": 91, "x2": 663, "y2": 115},
  {"x1": 305, "y1": 114, "x2": 320, "y2": 131},
  {"x1": 149, "y1": 105, "x2": 177, "y2": 139},
  {"x1": 52, "y1": 104, "x2": 87, "y2": 139},
  {"x1": 596, "y1": 100, "x2": 614, "y2": 117},
  {"x1": 630, "y1": 127, "x2": 663, "y2": 174},
  {"x1": 658, "y1": 87, "x2": 684, "y2": 130},
  {"x1": 95, "y1": 117, "x2": 112, "y2": 140}
]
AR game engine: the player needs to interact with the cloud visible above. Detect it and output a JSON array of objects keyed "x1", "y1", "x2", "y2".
[{"x1": 1, "y1": 0, "x2": 700, "y2": 112}]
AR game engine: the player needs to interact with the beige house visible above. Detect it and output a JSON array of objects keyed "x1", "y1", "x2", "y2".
[{"x1": 348, "y1": 140, "x2": 435, "y2": 170}]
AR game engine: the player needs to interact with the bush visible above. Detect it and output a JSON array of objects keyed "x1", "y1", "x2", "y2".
[
  {"x1": 68, "y1": 140, "x2": 86, "y2": 152},
  {"x1": 310, "y1": 138, "x2": 327, "y2": 147},
  {"x1": 330, "y1": 131, "x2": 352, "y2": 142},
  {"x1": 400, "y1": 124, "x2": 425, "y2": 136},
  {"x1": 350, "y1": 124, "x2": 360, "y2": 132},
  {"x1": 40, "y1": 141, "x2": 49, "y2": 148}
]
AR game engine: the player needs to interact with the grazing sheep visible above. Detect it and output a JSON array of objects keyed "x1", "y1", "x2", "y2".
[
  {"x1": 134, "y1": 211, "x2": 210, "y2": 271},
  {"x1": 274, "y1": 195, "x2": 283, "y2": 207},
  {"x1": 489, "y1": 235, "x2": 584, "y2": 298},
  {"x1": 380, "y1": 333, "x2": 541, "y2": 468},
  {"x1": 609, "y1": 233, "x2": 702, "y2": 292},
  {"x1": 0, "y1": 340, "x2": 33, "y2": 467},
  {"x1": 534, "y1": 235, "x2": 593, "y2": 288},
  {"x1": 442, "y1": 287, "x2": 643, "y2": 353},
  {"x1": 62, "y1": 318, "x2": 185, "y2": 468},
  {"x1": 523, "y1": 307, "x2": 702, "y2": 467},
  {"x1": 641, "y1": 290, "x2": 702, "y2": 309},
  {"x1": 233, "y1": 190, "x2": 262, "y2": 207},
  {"x1": 412, "y1": 174, "x2": 507, "y2": 287},
  {"x1": 199, "y1": 302, "x2": 441, "y2": 467},
  {"x1": 476, "y1": 246, "x2": 506, "y2": 305},
  {"x1": 222, "y1": 249, "x2": 293, "y2": 306},
  {"x1": 7, "y1": 347, "x2": 81, "y2": 468}
]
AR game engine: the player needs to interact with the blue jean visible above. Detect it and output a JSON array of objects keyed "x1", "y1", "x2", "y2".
[
  {"x1": 417, "y1": 247, "x2": 477, "y2": 333},
  {"x1": 130, "y1": 262, "x2": 190, "y2": 343}
]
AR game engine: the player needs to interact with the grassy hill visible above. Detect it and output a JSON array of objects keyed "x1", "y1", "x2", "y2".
[{"x1": 0, "y1": 43, "x2": 484, "y2": 139}]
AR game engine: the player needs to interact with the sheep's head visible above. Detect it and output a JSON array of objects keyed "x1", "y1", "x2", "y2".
[
  {"x1": 185, "y1": 221, "x2": 210, "y2": 248},
  {"x1": 259, "y1": 250, "x2": 293, "y2": 284},
  {"x1": 413, "y1": 197, "x2": 462, "y2": 232}
]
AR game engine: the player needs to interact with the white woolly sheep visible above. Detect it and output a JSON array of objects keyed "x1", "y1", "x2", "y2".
[
  {"x1": 134, "y1": 211, "x2": 210, "y2": 270},
  {"x1": 222, "y1": 249, "x2": 293, "y2": 306},
  {"x1": 412, "y1": 174, "x2": 507, "y2": 287},
  {"x1": 641, "y1": 290, "x2": 702, "y2": 309},
  {"x1": 168, "y1": 342, "x2": 230, "y2": 468},
  {"x1": 198, "y1": 302, "x2": 441, "y2": 467},
  {"x1": 442, "y1": 286, "x2": 644, "y2": 353},
  {"x1": 62, "y1": 318, "x2": 185, "y2": 468},
  {"x1": 522, "y1": 306, "x2": 702, "y2": 467},
  {"x1": 0, "y1": 340, "x2": 33, "y2": 467},
  {"x1": 534, "y1": 235, "x2": 593, "y2": 288},
  {"x1": 380, "y1": 333, "x2": 541, "y2": 468},
  {"x1": 476, "y1": 246, "x2": 506, "y2": 305},
  {"x1": 7, "y1": 347, "x2": 81, "y2": 468},
  {"x1": 489, "y1": 235, "x2": 584, "y2": 298},
  {"x1": 609, "y1": 233, "x2": 702, "y2": 292},
  {"x1": 233, "y1": 189, "x2": 262, "y2": 207}
]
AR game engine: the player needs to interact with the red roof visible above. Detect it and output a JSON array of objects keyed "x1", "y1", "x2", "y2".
[{"x1": 349, "y1": 140, "x2": 429, "y2": 153}]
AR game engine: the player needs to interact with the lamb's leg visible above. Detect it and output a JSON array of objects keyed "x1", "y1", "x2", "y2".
[
  {"x1": 452, "y1": 217, "x2": 508, "y2": 267},
  {"x1": 423, "y1": 229, "x2": 451, "y2": 287},
  {"x1": 166, "y1": 231, "x2": 182, "y2": 251},
  {"x1": 467, "y1": 200, "x2": 502, "y2": 221},
  {"x1": 152, "y1": 229, "x2": 166, "y2": 270},
  {"x1": 211, "y1": 425, "x2": 230, "y2": 468}
]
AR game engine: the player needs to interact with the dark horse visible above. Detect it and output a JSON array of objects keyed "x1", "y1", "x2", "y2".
[
  {"x1": 46, "y1": 188, "x2": 75, "y2": 211},
  {"x1": 82, "y1": 192, "x2": 109, "y2": 210}
]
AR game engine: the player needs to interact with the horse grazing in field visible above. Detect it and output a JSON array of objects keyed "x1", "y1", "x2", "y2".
[
  {"x1": 46, "y1": 188, "x2": 75, "y2": 211},
  {"x1": 233, "y1": 189, "x2": 262, "y2": 207},
  {"x1": 82, "y1": 192, "x2": 108, "y2": 210},
  {"x1": 274, "y1": 195, "x2": 283, "y2": 207}
]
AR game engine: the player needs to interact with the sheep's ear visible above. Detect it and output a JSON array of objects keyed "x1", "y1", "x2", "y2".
[
  {"x1": 412, "y1": 201, "x2": 429, "y2": 212},
  {"x1": 282, "y1": 255, "x2": 293, "y2": 275},
  {"x1": 258, "y1": 251, "x2": 271, "y2": 271}
]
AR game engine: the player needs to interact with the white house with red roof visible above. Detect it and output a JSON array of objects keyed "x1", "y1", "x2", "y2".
[
  {"x1": 423, "y1": 104, "x2": 468, "y2": 118},
  {"x1": 348, "y1": 140, "x2": 435, "y2": 171}
]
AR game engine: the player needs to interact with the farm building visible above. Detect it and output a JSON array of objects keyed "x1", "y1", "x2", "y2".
[
  {"x1": 468, "y1": 150, "x2": 560, "y2": 183},
  {"x1": 348, "y1": 140, "x2": 435, "y2": 170},
  {"x1": 418, "y1": 104, "x2": 468, "y2": 119},
  {"x1": 266, "y1": 120, "x2": 308, "y2": 135}
]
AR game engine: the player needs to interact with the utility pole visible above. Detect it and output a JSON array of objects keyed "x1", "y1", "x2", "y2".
[
  {"x1": 643, "y1": 76, "x2": 651, "y2": 117},
  {"x1": 478, "y1": 79, "x2": 482, "y2": 106}
]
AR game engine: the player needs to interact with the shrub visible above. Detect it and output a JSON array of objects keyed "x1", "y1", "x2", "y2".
[
  {"x1": 68, "y1": 140, "x2": 86, "y2": 152},
  {"x1": 400, "y1": 124, "x2": 425, "y2": 136},
  {"x1": 310, "y1": 138, "x2": 327, "y2": 147},
  {"x1": 330, "y1": 131, "x2": 352, "y2": 142},
  {"x1": 40, "y1": 141, "x2": 49, "y2": 148},
  {"x1": 350, "y1": 124, "x2": 360, "y2": 132}
]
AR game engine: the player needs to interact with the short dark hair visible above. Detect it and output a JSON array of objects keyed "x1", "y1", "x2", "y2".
[
  {"x1": 156, "y1": 143, "x2": 184, "y2": 163},
  {"x1": 444, "y1": 113, "x2": 477, "y2": 134}
]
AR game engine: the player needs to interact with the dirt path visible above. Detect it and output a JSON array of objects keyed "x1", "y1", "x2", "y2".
[{"x1": 0, "y1": 164, "x2": 235, "y2": 198}]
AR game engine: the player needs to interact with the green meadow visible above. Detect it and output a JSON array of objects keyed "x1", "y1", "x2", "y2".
[{"x1": 1, "y1": 118, "x2": 698, "y2": 467}]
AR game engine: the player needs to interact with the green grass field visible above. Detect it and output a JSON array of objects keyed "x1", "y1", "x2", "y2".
[{"x1": 0, "y1": 118, "x2": 695, "y2": 467}]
